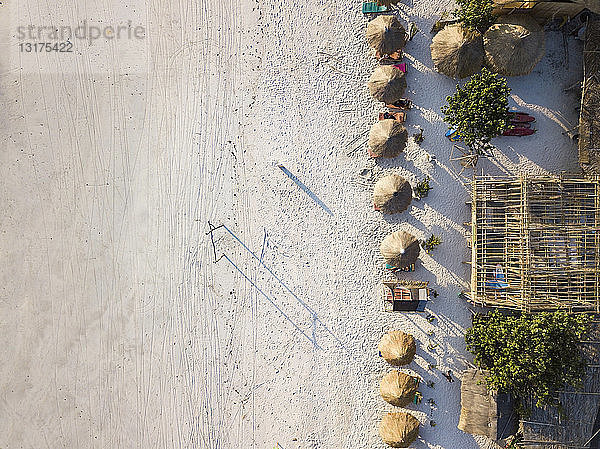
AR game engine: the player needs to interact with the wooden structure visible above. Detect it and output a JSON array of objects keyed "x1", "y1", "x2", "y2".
[
  {"x1": 469, "y1": 175, "x2": 600, "y2": 312},
  {"x1": 492, "y1": 1, "x2": 585, "y2": 21},
  {"x1": 382, "y1": 280, "x2": 429, "y2": 312},
  {"x1": 579, "y1": 17, "x2": 600, "y2": 174}
]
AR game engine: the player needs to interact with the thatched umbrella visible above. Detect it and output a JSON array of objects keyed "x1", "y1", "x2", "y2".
[
  {"x1": 484, "y1": 15, "x2": 545, "y2": 76},
  {"x1": 373, "y1": 174, "x2": 412, "y2": 213},
  {"x1": 431, "y1": 24, "x2": 484, "y2": 79},
  {"x1": 380, "y1": 230, "x2": 420, "y2": 269},
  {"x1": 368, "y1": 120, "x2": 408, "y2": 158},
  {"x1": 378, "y1": 330, "x2": 416, "y2": 366},
  {"x1": 379, "y1": 412, "x2": 420, "y2": 448},
  {"x1": 368, "y1": 65, "x2": 407, "y2": 104},
  {"x1": 366, "y1": 15, "x2": 406, "y2": 55},
  {"x1": 380, "y1": 371, "x2": 419, "y2": 407}
]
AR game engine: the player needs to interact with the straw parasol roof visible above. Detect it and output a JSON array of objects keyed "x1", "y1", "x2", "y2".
[
  {"x1": 378, "y1": 330, "x2": 416, "y2": 366},
  {"x1": 368, "y1": 65, "x2": 407, "y2": 104},
  {"x1": 484, "y1": 14, "x2": 545, "y2": 76},
  {"x1": 380, "y1": 371, "x2": 419, "y2": 407},
  {"x1": 368, "y1": 120, "x2": 408, "y2": 158},
  {"x1": 380, "y1": 230, "x2": 420, "y2": 268},
  {"x1": 431, "y1": 24, "x2": 484, "y2": 79},
  {"x1": 379, "y1": 412, "x2": 420, "y2": 448},
  {"x1": 366, "y1": 15, "x2": 406, "y2": 55},
  {"x1": 373, "y1": 174, "x2": 412, "y2": 213}
]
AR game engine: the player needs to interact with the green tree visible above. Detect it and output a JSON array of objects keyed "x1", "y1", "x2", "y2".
[
  {"x1": 466, "y1": 310, "x2": 590, "y2": 415},
  {"x1": 456, "y1": 0, "x2": 495, "y2": 32},
  {"x1": 442, "y1": 68, "x2": 510, "y2": 152}
]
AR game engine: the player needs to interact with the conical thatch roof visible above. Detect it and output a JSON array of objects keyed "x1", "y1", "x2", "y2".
[
  {"x1": 380, "y1": 371, "x2": 419, "y2": 407},
  {"x1": 378, "y1": 330, "x2": 416, "y2": 366},
  {"x1": 368, "y1": 65, "x2": 407, "y2": 104},
  {"x1": 484, "y1": 15, "x2": 545, "y2": 76},
  {"x1": 379, "y1": 412, "x2": 420, "y2": 448},
  {"x1": 366, "y1": 15, "x2": 406, "y2": 55},
  {"x1": 380, "y1": 230, "x2": 420, "y2": 268},
  {"x1": 368, "y1": 120, "x2": 408, "y2": 159},
  {"x1": 373, "y1": 174, "x2": 412, "y2": 213},
  {"x1": 431, "y1": 24, "x2": 484, "y2": 79}
]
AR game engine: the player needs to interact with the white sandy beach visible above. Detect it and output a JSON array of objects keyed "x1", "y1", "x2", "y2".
[{"x1": 0, "y1": 0, "x2": 584, "y2": 448}]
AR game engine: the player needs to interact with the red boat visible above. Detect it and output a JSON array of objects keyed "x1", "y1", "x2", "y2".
[
  {"x1": 508, "y1": 111, "x2": 535, "y2": 123},
  {"x1": 502, "y1": 126, "x2": 536, "y2": 136},
  {"x1": 509, "y1": 122, "x2": 532, "y2": 129}
]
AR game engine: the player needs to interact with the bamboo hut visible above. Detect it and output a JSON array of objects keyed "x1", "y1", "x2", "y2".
[
  {"x1": 578, "y1": 18, "x2": 600, "y2": 174},
  {"x1": 380, "y1": 230, "x2": 420, "y2": 269},
  {"x1": 380, "y1": 371, "x2": 419, "y2": 407},
  {"x1": 373, "y1": 174, "x2": 412, "y2": 214},
  {"x1": 484, "y1": 15, "x2": 545, "y2": 76},
  {"x1": 379, "y1": 412, "x2": 420, "y2": 448},
  {"x1": 366, "y1": 15, "x2": 406, "y2": 55},
  {"x1": 368, "y1": 120, "x2": 408, "y2": 158},
  {"x1": 431, "y1": 24, "x2": 484, "y2": 79},
  {"x1": 382, "y1": 280, "x2": 429, "y2": 312},
  {"x1": 368, "y1": 65, "x2": 407, "y2": 104},
  {"x1": 469, "y1": 175, "x2": 600, "y2": 312},
  {"x1": 378, "y1": 330, "x2": 416, "y2": 366}
]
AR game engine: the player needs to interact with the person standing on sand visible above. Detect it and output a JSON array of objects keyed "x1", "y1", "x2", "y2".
[{"x1": 443, "y1": 370, "x2": 454, "y2": 382}]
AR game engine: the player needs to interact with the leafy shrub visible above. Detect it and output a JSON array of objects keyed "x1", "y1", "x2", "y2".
[
  {"x1": 414, "y1": 177, "x2": 432, "y2": 198},
  {"x1": 466, "y1": 310, "x2": 590, "y2": 415},
  {"x1": 422, "y1": 234, "x2": 442, "y2": 252},
  {"x1": 442, "y1": 68, "x2": 510, "y2": 152},
  {"x1": 456, "y1": 0, "x2": 495, "y2": 32}
]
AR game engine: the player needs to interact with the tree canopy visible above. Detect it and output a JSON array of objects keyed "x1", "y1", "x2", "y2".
[
  {"x1": 456, "y1": 0, "x2": 495, "y2": 32},
  {"x1": 466, "y1": 310, "x2": 590, "y2": 415},
  {"x1": 442, "y1": 68, "x2": 510, "y2": 151}
]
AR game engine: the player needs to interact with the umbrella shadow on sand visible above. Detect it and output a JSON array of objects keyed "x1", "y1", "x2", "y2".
[{"x1": 481, "y1": 145, "x2": 551, "y2": 177}]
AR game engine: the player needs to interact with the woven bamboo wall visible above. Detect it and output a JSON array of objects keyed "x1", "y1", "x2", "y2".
[{"x1": 470, "y1": 176, "x2": 600, "y2": 311}]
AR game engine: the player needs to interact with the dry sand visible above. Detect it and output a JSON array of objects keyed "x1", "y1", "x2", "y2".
[{"x1": 0, "y1": 0, "x2": 584, "y2": 448}]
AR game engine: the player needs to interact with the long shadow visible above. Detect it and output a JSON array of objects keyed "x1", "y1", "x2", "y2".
[
  {"x1": 222, "y1": 253, "x2": 320, "y2": 349},
  {"x1": 277, "y1": 164, "x2": 334, "y2": 216},
  {"x1": 208, "y1": 223, "x2": 359, "y2": 361}
]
